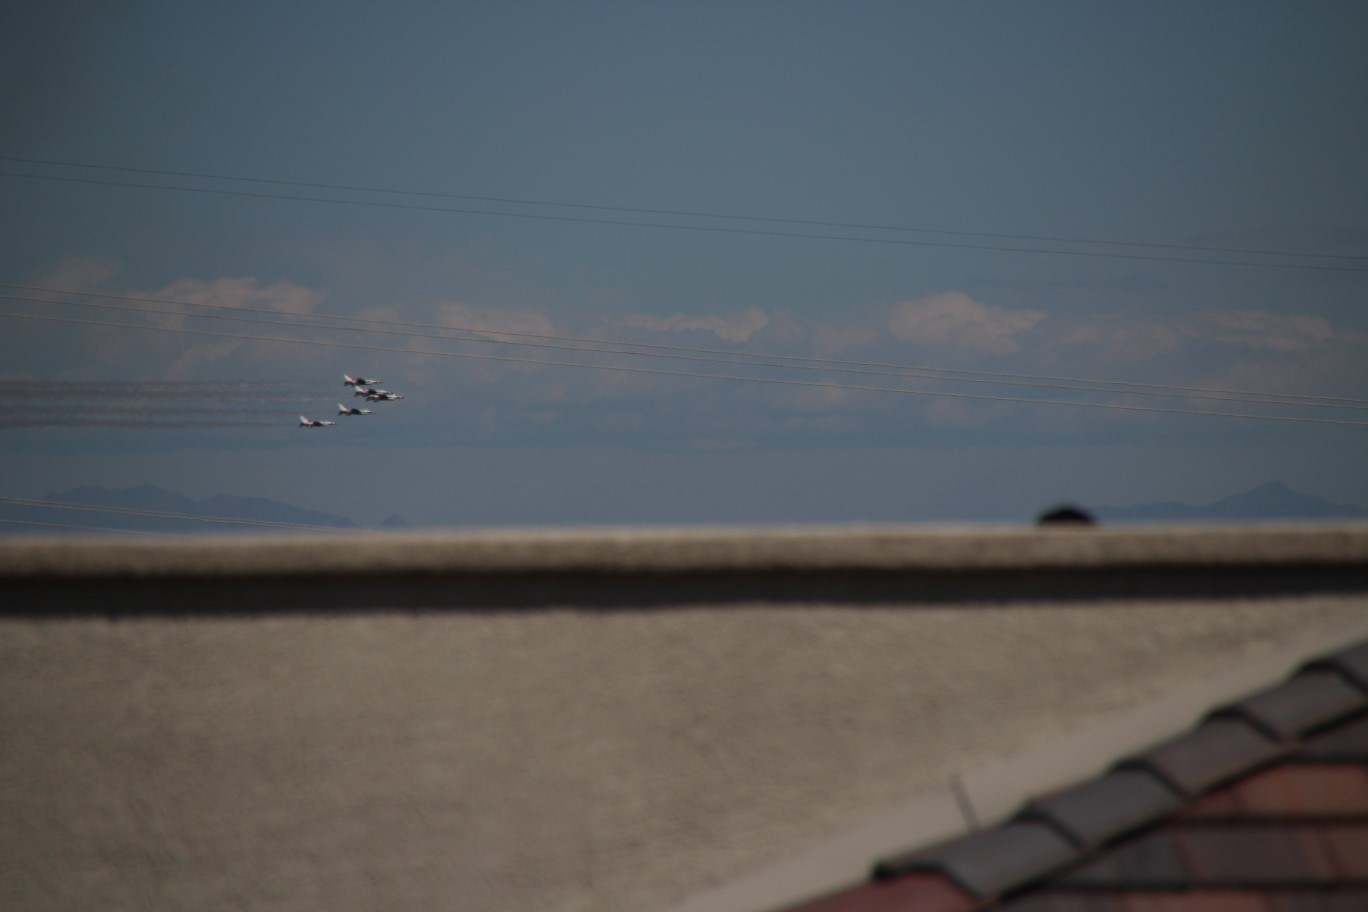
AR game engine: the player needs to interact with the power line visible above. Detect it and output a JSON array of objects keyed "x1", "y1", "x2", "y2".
[
  {"x1": 5, "y1": 308, "x2": 1368, "y2": 427},
  {"x1": 0, "y1": 495, "x2": 362, "y2": 533},
  {"x1": 6, "y1": 170, "x2": 1368, "y2": 274},
  {"x1": 5, "y1": 154, "x2": 1363, "y2": 262},
  {"x1": 9, "y1": 285, "x2": 1366, "y2": 407},
  {"x1": 7, "y1": 287, "x2": 1367, "y2": 411}
]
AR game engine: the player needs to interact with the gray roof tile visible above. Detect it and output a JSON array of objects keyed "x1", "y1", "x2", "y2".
[
  {"x1": 1020, "y1": 769, "x2": 1183, "y2": 847},
  {"x1": 1297, "y1": 711, "x2": 1368, "y2": 760},
  {"x1": 1213, "y1": 669, "x2": 1368, "y2": 741},
  {"x1": 872, "y1": 821, "x2": 1077, "y2": 899},
  {"x1": 1115, "y1": 716, "x2": 1284, "y2": 796},
  {"x1": 1305, "y1": 642, "x2": 1368, "y2": 692}
]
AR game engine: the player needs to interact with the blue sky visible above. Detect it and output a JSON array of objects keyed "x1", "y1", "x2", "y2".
[{"x1": 3, "y1": 3, "x2": 1367, "y2": 527}]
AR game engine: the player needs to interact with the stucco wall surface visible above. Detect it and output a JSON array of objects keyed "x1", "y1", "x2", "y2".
[{"x1": 4, "y1": 594, "x2": 1367, "y2": 912}]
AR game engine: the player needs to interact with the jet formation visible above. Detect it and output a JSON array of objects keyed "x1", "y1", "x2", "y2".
[{"x1": 300, "y1": 374, "x2": 406, "y2": 428}]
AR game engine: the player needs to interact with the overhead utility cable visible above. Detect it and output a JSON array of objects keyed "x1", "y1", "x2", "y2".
[
  {"x1": 4, "y1": 308, "x2": 1367, "y2": 427},
  {"x1": 9, "y1": 292, "x2": 1367, "y2": 413},
  {"x1": 7, "y1": 284, "x2": 1363, "y2": 409},
  {"x1": 4, "y1": 170, "x2": 1366, "y2": 274},
  {"x1": 3, "y1": 155, "x2": 1362, "y2": 262}
]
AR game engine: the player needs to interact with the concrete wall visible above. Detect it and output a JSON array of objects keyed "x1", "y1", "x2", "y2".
[{"x1": 3, "y1": 526, "x2": 1367, "y2": 912}]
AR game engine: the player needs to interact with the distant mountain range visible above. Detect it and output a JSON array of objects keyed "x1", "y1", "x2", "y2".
[
  {"x1": 0, "y1": 483, "x2": 369, "y2": 536},
  {"x1": 1094, "y1": 481, "x2": 1368, "y2": 523},
  {"x1": 2, "y1": 480, "x2": 1361, "y2": 537}
]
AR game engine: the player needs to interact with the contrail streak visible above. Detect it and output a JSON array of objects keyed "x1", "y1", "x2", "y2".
[
  {"x1": 0, "y1": 379, "x2": 307, "y2": 388},
  {"x1": 0, "y1": 404, "x2": 293, "y2": 418},
  {"x1": 0, "y1": 380, "x2": 326, "y2": 401},
  {"x1": 0, "y1": 417, "x2": 283, "y2": 429}
]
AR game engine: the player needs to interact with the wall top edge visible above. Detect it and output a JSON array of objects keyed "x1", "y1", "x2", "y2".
[{"x1": 3, "y1": 523, "x2": 1368, "y2": 580}]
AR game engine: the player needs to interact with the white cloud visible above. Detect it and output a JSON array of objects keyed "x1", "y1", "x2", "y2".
[
  {"x1": 155, "y1": 276, "x2": 324, "y2": 315},
  {"x1": 149, "y1": 277, "x2": 326, "y2": 378},
  {"x1": 34, "y1": 255, "x2": 121, "y2": 291},
  {"x1": 15, "y1": 262, "x2": 331, "y2": 380},
  {"x1": 809, "y1": 324, "x2": 883, "y2": 357},
  {"x1": 921, "y1": 395, "x2": 1017, "y2": 429},
  {"x1": 1048, "y1": 317, "x2": 1187, "y2": 366},
  {"x1": 434, "y1": 301, "x2": 558, "y2": 337},
  {"x1": 888, "y1": 293, "x2": 1045, "y2": 355},
  {"x1": 1199, "y1": 311, "x2": 1334, "y2": 354},
  {"x1": 615, "y1": 307, "x2": 770, "y2": 344},
  {"x1": 420, "y1": 300, "x2": 568, "y2": 391}
]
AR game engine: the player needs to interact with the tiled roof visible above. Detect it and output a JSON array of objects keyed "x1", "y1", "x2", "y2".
[{"x1": 770, "y1": 642, "x2": 1368, "y2": 912}]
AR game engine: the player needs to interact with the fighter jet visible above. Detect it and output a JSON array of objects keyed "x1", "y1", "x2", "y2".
[
  {"x1": 344, "y1": 374, "x2": 381, "y2": 387},
  {"x1": 364, "y1": 389, "x2": 405, "y2": 402},
  {"x1": 338, "y1": 403, "x2": 374, "y2": 416},
  {"x1": 299, "y1": 415, "x2": 336, "y2": 428},
  {"x1": 352, "y1": 386, "x2": 377, "y2": 398}
]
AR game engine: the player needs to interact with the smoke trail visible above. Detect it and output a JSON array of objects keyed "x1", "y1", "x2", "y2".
[
  {"x1": 0, "y1": 380, "x2": 328, "y2": 401},
  {"x1": 0, "y1": 379, "x2": 335, "y2": 428},
  {"x1": 0, "y1": 404, "x2": 295, "y2": 418},
  {"x1": 0, "y1": 416, "x2": 285, "y2": 429},
  {"x1": 0, "y1": 379, "x2": 312, "y2": 389}
]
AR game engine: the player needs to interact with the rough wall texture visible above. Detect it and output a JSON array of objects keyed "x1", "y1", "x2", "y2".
[{"x1": 4, "y1": 597, "x2": 1366, "y2": 912}]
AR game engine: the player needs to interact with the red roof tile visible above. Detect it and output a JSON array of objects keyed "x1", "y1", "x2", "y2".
[
  {"x1": 1007, "y1": 889, "x2": 1368, "y2": 912},
  {"x1": 996, "y1": 892, "x2": 1128, "y2": 911},
  {"x1": 781, "y1": 873, "x2": 976, "y2": 912},
  {"x1": 1109, "y1": 892, "x2": 1269, "y2": 912},
  {"x1": 1177, "y1": 788, "x2": 1243, "y2": 820},
  {"x1": 1223, "y1": 765, "x2": 1368, "y2": 818},
  {"x1": 1317, "y1": 825, "x2": 1368, "y2": 878},
  {"x1": 1172, "y1": 826, "x2": 1338, "y2": 885},
  {"x1": 1266, "y1": 893, "x2": 1368, "y2": 912}
]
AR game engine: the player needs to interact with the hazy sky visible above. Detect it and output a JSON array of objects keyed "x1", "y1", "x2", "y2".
[{"x1": 3, "y1": 3, "x2": 1367, "y2": 527}]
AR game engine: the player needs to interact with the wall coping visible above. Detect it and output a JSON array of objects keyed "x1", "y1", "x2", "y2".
[{"x1": 3, "y1": 523, "x2": 1368, "y2": 579}]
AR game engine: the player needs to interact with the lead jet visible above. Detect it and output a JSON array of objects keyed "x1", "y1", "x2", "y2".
[
  {"x1": 344, "y1": 374, "x2": 381, "y2": 387},
  {"x1": 299, "y1": 415, "x2": 336, "y2": 428},
  {"x1": 364, "y1": 389, "x2": 405, "y2": 402},
  {"x1": 338, "y1": 403, "x2": 374, "y2": 416}
]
